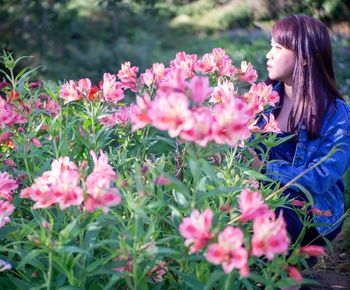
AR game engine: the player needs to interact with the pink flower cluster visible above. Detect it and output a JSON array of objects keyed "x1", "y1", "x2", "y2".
[
  {"x1": 58, "y1": 48, "x2": 280, "y2": 144},
  {"x1": 0, "y1": 96, "x2": 28, "y2": 128},
  {"x1": 59, "y1": 61, "x2": 140, "y2": 104},
  {"x1": 130, "y1": 49, "x2": 280, "y2": 147},
  {"x1": 179, "y1": 188, "x2": 290, "y2": 276},
  {"x1": 20, "y1": 151, "x2": 121, "y2": 212},
  {"x1": 0, "y1": 171, "x2": 17, "y2": 227},
  {"x1": 206, "y1": 226, "x2": 249, "y2": 276},
  {"x1": 238, "y1": 187, "x2": 290, "y2": 261},
  {"x1": 178, "y1": 208, "x2": 213, "y2": 253}
]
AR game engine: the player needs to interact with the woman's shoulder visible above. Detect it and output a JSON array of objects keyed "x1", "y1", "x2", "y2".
[
  {"x1": 335, "y1": 98, "x2": 350, "y2": 113},
  {"x1": 323, "y1": 98, "x2": 350, "y2": 135}
]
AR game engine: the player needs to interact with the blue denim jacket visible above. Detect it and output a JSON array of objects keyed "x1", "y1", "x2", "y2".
[{"x1": 265, "y1": 85, "x2": 350, "y2": 235}]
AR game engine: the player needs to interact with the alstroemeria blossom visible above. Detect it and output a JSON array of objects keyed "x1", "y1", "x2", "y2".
[
  {"x1": 99, "y1": 106, "x2": 130, "y2": 127},
  {"x1": 196, "y1": 48, "x2": 236, "y2": 77},
  {"x1": 117, "y1": 62, "x2": 139, "y2": 92},
  {"x1": 0, "y1": 172, "x2": 18, "y2": 201},
  {"x1": 100, "y1": 73, "x2": 125, "y2": 103},
  {"x1": 251, "y1": 213, "x2": 289, "y2": 260},
  {"x1": 206, "y1": 226, "x2": 249, "y2": 276},
  {"x1": 179, "y1": 208, "x2": 213, "y2": 253},
  {"x1": 0, "y1": 200, "x2": 15, "y2": 228},
  {"x1": 238, "y1": 188, "x2": 271, "y2": 221},
  {"x1": 20, "y1": 157, "x2": 84, "y2": 210},
  {"x1": 238, "y1": 61, "x2": 258, "y2": 83},
  {"x1": 300, "y1": 245, "x2": 326, "y2": 257},
  {"x1": 170, "y1": 51, "x2": 197, "y2": 78},
  {"x1": 85, "y1": 151, "x2": 121, "y2": 213},
  {"x1": 186, "y1": 76, "x2": 213, "y2": 105},
  {"x1": 287, "y1": 265, "x2": 303, "y2": 282}
]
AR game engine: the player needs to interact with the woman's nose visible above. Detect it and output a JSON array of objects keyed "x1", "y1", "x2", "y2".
[{"x1": 266, "y1": 48, "x2": 272, "y2": 59}]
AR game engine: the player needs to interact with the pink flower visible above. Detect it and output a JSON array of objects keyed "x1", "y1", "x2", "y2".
[
  {"x1": 211, "y1": 98, "x2": 253, "y2": 147},
  {"x1": 261, "y1": 113, "x2": 281, "y2": 134},
  {"x1": 0, "y1": 200, "x2": 15, "y2": 227},
  {"x1": 309, "y1": 208, "x2": 332, "y2": 217},
  {"x1": 147, "y1": 260, "x2": 168, "y2": 283},
  {"x1": 20, "y1": 157, "x2": 84, "y2": 210},
  {"x1": 287, "y1": 266, "x2": 303, "y2": 282},
  {"x1": 238, "y1": 188, "x2": 271, "y2": 221},
  {"x1": 205, "y1": 226, "x2": 249, "y2": 276},
  {"x1": 179, "y1": 107, "x2": 214, "y2": 147},
  {"x1": 140, "y1": 63, "x2": 168, "y2": 89},
  {"x1": 157, "y1": 68, "x2": 186, "y2": 94},
  {"x1": 238, "y1": 61, "x2": 258, "y2": 83},
  {"x1": 291, "y1": 199, "x2": 306, "y2": 207},
  {"x1": 44, "y1": 97, "x2": 60, "y2": 116},
  {"x1": 251, "y1": 213, "x2": 290, "y2": 260},
  {"x1": 210, "y1": 81, "x2": 235, "y2": 104},
  {"x1": 29, "y1": 81, "x2": 43, "y2": 89},
  {"x1": 32, "y1": 138, "x2": 41, "y2": 147},
  {"x1": 59, "y1": 80, "x2": 81, "y2": 104},
  {"x1": 85, "y1": 151, "x2": 121, "y2": 213},
  {"x1": 196, "y1": 48, "x2": 235, "y2": 77},
  {"x1": 0, "y1": 132, "x2": 12, "y2": 144},
  {"x1": 100, "y1": 73, "x2": 125, "y2": 104},
  {"x1": 4, "y1": 159, "x2": 16, "y2": 167},
  {"x1": 130, "y1": 93, "x2": 152, "y2": 131},
  {"x1": 244, "y1": 82, "x2": 279, "y2": 115},
  {"x1": 300, "y1": 245, "x2": 326, "y2": 257},
  {"x1": 0, "y1": 172, "x2": 18, "y2": 200},
  {"x1": 117, "y1": 62, "x2": 139, "y2": 92},
  {"x1": 113, "y1": 256, "x2": 133, "y2": 273},
  {"x1": 186, "y1": 76, "x2": 213, "y2": 105},
  {"x1": 149, "y1": 92, "x2": 193, "y2": 138},
  {"x1": 179, "y1": 208, "x2": 213, "y2": 253},
  {"x1": 99, "y1": 106, "x2": 130, "y2": 127},
  {"x1": 76, "y1": 78, "x2": 92, "y2": 99},
  {"x1": 140, "y1": 68, "x2": 155, "y2": 88},
  {"x1": 155, "y1": 176, "x2": 170, "y2": 185},
  {"x1": 170, "y1": 52, "x2": 197, "y2": 78},
  {"x1": 152, "y1": 63, "x2": 168, "y2": 84}
]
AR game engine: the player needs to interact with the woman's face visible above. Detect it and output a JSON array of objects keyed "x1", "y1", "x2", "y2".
[{"x1": 266, "y1": 39, "x2": 296, "y2": 85}]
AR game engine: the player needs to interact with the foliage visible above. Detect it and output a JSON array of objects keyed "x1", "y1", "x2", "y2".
[{"x1": 0, "y1": 49, "x2": 331, "y2": 289}]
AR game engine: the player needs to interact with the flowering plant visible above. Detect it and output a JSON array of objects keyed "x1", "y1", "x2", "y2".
[{"x1": 0, "y1": 50, "x2": 326, "y2": 289}]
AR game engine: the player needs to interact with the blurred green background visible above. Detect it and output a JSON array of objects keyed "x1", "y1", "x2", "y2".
[
  {"x1": 1, "y1": 0, "x2": 349, "y2": 95},
  {"x1": 1, "y1": 0, "x2": 350, "y2": 251}
]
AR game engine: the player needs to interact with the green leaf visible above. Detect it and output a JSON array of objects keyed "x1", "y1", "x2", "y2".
[
  {"x1": 0, "y1": 225, "x2": 18, "y2": 236},
  {"x1": 203, "y1": 270, "x2": 225, "y2": 290},
  {"x1": 172, "y1": 190, "x2": 189, "y2": 208},
  {"x1": 197, "y1": 185, "x2": 241, "y2": 200},
  {"x1": 5, "y1": 276, "x2": 32, "y2": 289},
  {"x1": 56, "y1": 246, "x2": 88, "y2": 254},
  {"x1": 72, "y1": 126, "x2": 91, "y2": 149},
  {"x1": 17, "y1": 249, "x2": 45, "y2": 269},
  {"x1": 59, "y1": 218, "x2": 81, "y2": 244},
  {"x1": 175, "y1": 270, "x2": 204, "y2": 289},
  {"x1": 146, "y1": 246, "x2": 181, "y2": 257},
  {"x1": 243, "y1": 169, "x2": 274, "y2": 182}
]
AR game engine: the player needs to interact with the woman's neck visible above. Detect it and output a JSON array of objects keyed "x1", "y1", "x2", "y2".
[{"x1": 284, "y1": 83, "x2": 293, "y2": 100}]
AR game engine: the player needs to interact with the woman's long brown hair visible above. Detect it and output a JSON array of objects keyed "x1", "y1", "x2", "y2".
[{"x1": 266, "y1": 15, "x2": 343, "y2": 139}]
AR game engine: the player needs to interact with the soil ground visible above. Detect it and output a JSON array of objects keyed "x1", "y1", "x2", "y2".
[{"x1": 302, "y1": 230, "x2": 350, "y2": 289}]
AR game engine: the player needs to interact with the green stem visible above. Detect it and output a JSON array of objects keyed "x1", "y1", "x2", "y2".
[
  {"x1": 23, "y1": 155, "x2": 33, "y2": 184},
  {"x1": 47, "y1": 250, "x2": 53, "y2": 290},
  {"x1": 227, "y1": 145, "x2": 238, "y2": 169},
  {"x1": 224, "y1": 271, "x2": 234, "y2": 290}
]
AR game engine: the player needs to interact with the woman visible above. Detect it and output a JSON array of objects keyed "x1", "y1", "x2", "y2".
[{"x1": 254, "y1": 15, "x2": 350, "y2": 246}]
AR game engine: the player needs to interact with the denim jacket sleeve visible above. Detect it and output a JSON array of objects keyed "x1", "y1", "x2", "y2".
[{"x1": 265, "y1": 100, "x2": 350, "y2": 195}]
